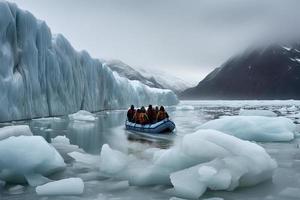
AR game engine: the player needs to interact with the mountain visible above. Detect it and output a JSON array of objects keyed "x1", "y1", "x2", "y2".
[
  {"x1": 104, "y1": 60, "x2": 164, "y2": 89},
  {"x1": 137, "y1": 68, "x2": 193, "y2": 94},
  {"x1": 0, "y1": 1, "x2": 178, "y2": 122},
  {"x1": 181, "y1": 44, "x2": 300, "y2": 99},
  {"x1": 105, "y1": 60, "x2": 192, "y2": 93}
]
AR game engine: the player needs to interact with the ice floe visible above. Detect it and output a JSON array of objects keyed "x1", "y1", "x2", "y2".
[
  {"x1": 200, "y1": 116, "x2": 295, "y2": 142},
  {"x1": 36, "y1": 178, "x2": 84, "y2": 195},
  {"x1": 99, "y1": 129, "x2": 277, "y2": 198},
  {"x1": 69, "y1": 110, "x2": 97, "y2": 122},
  {"x1": 0, "y1": 125, "x2": 32, "y2": 140},
  {"x1": 0, "y1": 136, "x2": 65, "y2": 185}
]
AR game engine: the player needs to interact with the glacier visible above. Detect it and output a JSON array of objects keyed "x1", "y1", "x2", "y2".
[{"x1": 0, "y1": 1, "x2": 178, "y2": 122}]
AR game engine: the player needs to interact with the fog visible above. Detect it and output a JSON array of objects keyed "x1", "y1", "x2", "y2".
[{"x1": 9, "y1": 0, "x2": 300, "y2": 84}]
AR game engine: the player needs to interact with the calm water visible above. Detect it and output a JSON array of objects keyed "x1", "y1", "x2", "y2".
[{"x1": 1, "y1": 100, "x2": 300, "y2": 200}]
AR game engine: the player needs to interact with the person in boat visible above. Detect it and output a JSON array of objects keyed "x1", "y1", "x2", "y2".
[
  {"x1": 147, "y1": 105, "x2": 156, "y2": 124},
  {"x1": 155, "y1": 106, "x2": 159, "y2": 115},
  {"x1": 139, "y1": 106, "x2": 150, "y2": 125},
  {"x1": 156, "y1": 106, "x2": 169, "y2": 122},
  {"x1": 133, "y1": 109, "x2": 141, "y2": 124},
  {"x1": 127, "y1": 105, "x2": 136, "y2": 122}
]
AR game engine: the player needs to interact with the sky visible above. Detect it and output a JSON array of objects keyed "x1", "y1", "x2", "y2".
[{"x1": 8, "y1": 0, "x2": 300, "y2": 85}]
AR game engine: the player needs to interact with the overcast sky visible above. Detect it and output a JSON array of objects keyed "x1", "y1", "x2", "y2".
[{"x1": 9, "y1": 0, "x2": 300, "y2": 85}]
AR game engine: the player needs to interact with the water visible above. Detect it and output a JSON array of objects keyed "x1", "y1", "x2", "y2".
[{"x1": 1, "y1": 100, "x2": 300, "y2": 200}]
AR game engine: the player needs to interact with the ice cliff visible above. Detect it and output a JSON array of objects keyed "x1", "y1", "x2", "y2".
[{"x1": 0, "y1": 1, "x2": 178, "y2": 122}]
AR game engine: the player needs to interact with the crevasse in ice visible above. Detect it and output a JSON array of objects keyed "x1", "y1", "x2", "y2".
[{"x1": 0, "y1": 1, "x2": 178, "y2": 122}]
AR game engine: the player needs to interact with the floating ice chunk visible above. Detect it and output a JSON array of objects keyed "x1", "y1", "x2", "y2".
[
  {"x1": 68, "y1": 151, "x2": 99, "y2": 165},
  {"x1": 278, "y1": 107, "x2": 288, "y2": 114},
  {"x1": 176, "y1": 105, "x2": 194, "y2": 111},
  {"x1": 0, "y1": 136, "x2": 65, "y2": 185},
  {"x1": 0, "y1": 125, "x2": 32, "y2": 141},
  {"x1": 100, "y1": 129, "x2": 276, "y2": 199},
  {"x1": 69, "y1": 110, "x2": 96, "y2": 122},
  {"x1": 36, "y1": 178, "x2": 84, "y2": 196},
  {"x1": 239, "y1": 109, "x2": 277, "y2": 117},
  {"x1": 287, "y1": 105, "x2": 298, "y2": 112},
  {"x1": 51, "y1": 135, "x2": 83, "y2": 162},
  {"x1": 99, "y1": 144, "x2": 129, "y2": 175},
  {"x1": 200, "y1": 116, "x2": 295, "y2": 142},
  {"x1": 51, "y1": 135, "x2": 70, "y2": 144},
  {"x1": 170, "y1": 130, "x2": 277, "y2": 199},
  {"x1": 288, "y1": 112, "x2": 300, "y2": 118}
]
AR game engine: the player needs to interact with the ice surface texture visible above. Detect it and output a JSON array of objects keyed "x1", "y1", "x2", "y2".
[
  {"x1": 239, "y1": 109, "x2": 277, "y2": 117},
  {"x1": 99, "y1": 129, "x2": 276, "y2": 198},
  {"x1": 0, "y1": 125, "x2": 32, "y2": 140},
  {"x1": 0, "y1": 135, "x2": 65, "y2": 185},
  {"x1": 0, "y1": 1, "x2": 178, "y2": 122},
  {"x1": 36, "y1": 178, "x2": 84, "y2": 196},
  {"x1": 170, "y1": 130, "x2": 276, "y2": 199},
  {"x1": 68, "y1": 110, "x2": 97, "y2": 122},
  {"x1": 200, "y1": 116, "x2": 295, "y2": 142}
]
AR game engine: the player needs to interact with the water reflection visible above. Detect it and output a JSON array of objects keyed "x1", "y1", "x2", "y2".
[{"x1": 28, "y1": 110, "x2": 175, "y2": 154}]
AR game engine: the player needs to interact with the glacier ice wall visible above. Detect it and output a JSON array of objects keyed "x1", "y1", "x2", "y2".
[{"x1": 0, "y1": 1, "x2": 178, "y2": 122}]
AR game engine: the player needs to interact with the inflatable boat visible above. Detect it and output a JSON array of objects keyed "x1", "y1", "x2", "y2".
[{"x1": 125, "y1": 119, "x2": 175, "y2": 134}]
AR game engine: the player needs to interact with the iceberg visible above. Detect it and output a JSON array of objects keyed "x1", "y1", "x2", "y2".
[
  {"x1": 36, "y1": 178, "x2": 84, "y2": 196},
  {"x1": 51, "y1": 135, "x2": 84, "y2": 162},
  {"x1": 99, "y1": 130, "x2": 276, "y2": 198},
  {"x1": 0, "y1": 136, "x2": 65, "y2": 185},
  {"x1": 0, "y1": 125, "x2": 32, "y2": 140},
  {"x1": 99, "y1": 144, "x2": 130, "y2": 175},
  {"x1": 200, "y1": 116, "x2": 295, "y2": 142},
  {"x1": 0, "y1": 1, "x2": 178, "y2": 122},
  {"x1": 68, "y1": 110, "x2": 97, "y2": 122}
]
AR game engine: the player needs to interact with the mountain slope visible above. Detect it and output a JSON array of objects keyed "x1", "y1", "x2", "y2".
[
  {"x1": 0, "y1": 1, "x2": 178, "y2": 122},
  {"x1": 137, "y1": 68, "x2": 193, "y2": 94},
  {"x1": 105, "y1": 60, "x2": 192, "y2": 93},
  {"x1": 181, "y1": 44, "x2": 300, "y2": 99},
  {"x1": 104, "y1": 60, "x2": 164, "y2": 89}
]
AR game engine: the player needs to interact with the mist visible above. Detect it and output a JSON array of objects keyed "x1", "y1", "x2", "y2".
[{"x1": 9, "y1": 0, "x2": 300, "y2": 84}]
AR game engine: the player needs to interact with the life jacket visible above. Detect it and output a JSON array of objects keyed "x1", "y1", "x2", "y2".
[
  {"x1": 157, "y1": 111, "x2": 167, "y2": 122},
  {"x1": 139, "y1": 113, "x2": 149, "y2": 124},
  {"x1": 127, "y1": 109, "x2": 135, "y2": 122},
  {"x1": 133, "y1": 112, "x2": 140, "y2": 123},
  {"x1": 147, "y1": 109, "x2": 156, "y2": 123}
]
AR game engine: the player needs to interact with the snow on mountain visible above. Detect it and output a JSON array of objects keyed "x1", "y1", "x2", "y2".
[
  {"x1": 0, "y1": 1, "x2": 178, "y2": 122},
  {"x1": 105, "y1": 60, "x2": 193, "y2": 93},
  {"x1": 181, "y1": 43, "x2": 300, "y2": 99},
  {"x1": 137, "y1": 67, "x2": 193, "y2": 93},
  {"x1": 104, "y1": 60, "x2": 164, "y2": 89}
]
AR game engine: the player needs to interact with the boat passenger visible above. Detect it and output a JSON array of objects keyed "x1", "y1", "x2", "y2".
[
  {"x1": 156, "y1": 106, "x2": 169, "y2": 122},
  {"x1": 127, "y1": 105, "x2": 136, "y2": 122},
  {"x1": 133, "y1": 109, "x2": 141, "y2": 124},
  {"x1": 147, "y1": 105, "x2": 156, "y2": 123},
  {"x1": 139, "y1": 106, "x2": 149, "y2": 125}
]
